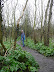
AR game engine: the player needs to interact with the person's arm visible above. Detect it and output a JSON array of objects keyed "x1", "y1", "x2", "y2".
[
  {"x1": 21, "y1": 34, "x2": 22, "y2": 40},
  {"x1": 22, "y1": 33, "x2": 24, "y2": 40}
]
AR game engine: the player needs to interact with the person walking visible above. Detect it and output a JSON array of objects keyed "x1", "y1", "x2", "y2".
[{"x1": 21, "y1": 30, "x2": 25, "y2": 47}]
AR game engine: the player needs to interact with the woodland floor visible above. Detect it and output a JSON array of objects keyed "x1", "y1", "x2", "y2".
[{"x1": 17, "y1": 41, "x2": 54, "y2": 72}]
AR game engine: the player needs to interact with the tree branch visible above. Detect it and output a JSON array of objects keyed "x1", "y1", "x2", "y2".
[{"x1": 17, "y1": 0, "x2": 28, "y2": 26}]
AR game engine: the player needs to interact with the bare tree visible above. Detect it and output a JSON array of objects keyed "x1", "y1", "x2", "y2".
[
  {"x1": 40, "y1": 0, "x2": 43, "y2": 42},
  {"x1": 33, "y1": 0, "x2": 37, "y2": 44},
  {"x1": 14, "y1": 0, "x2": 28, "y2": 49},
  {"x1": 44, "y1": 0, "x2": 50, "y2": 46},
  {"x1": 0, "y1": 0, "x2": 6, "y2": 53},
  {"x1": 47, "y1": 0, "x2": 53, "y2": 46}
]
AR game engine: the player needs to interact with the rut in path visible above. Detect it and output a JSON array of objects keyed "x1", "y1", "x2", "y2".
[{"x1": 17, "y1": 41, "x2": 54, "y2": 72}]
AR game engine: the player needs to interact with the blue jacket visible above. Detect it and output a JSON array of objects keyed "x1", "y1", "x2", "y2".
[{"x1": 21, "y1": 32, "x2": 25, "y2": 40}]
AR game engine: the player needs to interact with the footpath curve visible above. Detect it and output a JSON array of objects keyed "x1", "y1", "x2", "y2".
[{"x1": 17, "y1": 41, "x2": 54, "y2": 72}]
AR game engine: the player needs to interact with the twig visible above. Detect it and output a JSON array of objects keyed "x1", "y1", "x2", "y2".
[{"x1": 4, "y1": 46, "x2": 14, "y2": 56}]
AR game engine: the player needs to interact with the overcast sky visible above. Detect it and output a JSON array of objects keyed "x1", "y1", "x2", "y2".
[{"x1": 3, "y1": 0, "x2": 54, "y2": 27}]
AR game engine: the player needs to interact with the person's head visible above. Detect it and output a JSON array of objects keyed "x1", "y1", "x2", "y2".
[{"x1": 21, "y1": 30, "x2": 24, "y2": 33}]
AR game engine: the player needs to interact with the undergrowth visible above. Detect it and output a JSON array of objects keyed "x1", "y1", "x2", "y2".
[
  {"x1": 0, "y1": 40, "x2": 39, "y2": 72},
  {"x1": 24, "y1": 38, "x2": 54, "y2": 57}
]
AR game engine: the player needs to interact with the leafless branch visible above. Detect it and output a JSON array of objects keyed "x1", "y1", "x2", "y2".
[{"x1": 17, "y1": 0, "x2": 28, "y2": 26}]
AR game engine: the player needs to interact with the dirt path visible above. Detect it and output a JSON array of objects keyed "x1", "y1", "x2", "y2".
[{"x1": 17, "y1": 41, "x2": 54, "y2": 72}]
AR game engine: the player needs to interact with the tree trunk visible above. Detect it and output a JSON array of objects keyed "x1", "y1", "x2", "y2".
[
  {"x1": 25, "y1": 17, "x2": 27, "y2": 42},
  {"x1": 40, "y1": 0, "x2": 43, "y2": 42},
  {"x1": 33, "y1": 0, "x2": 37, "y2": 44},
  {"x1": 1, "y1": 42, "x2": 6, "y2": 52},
  {"x1": 14, "y1": 25, "x2": 19, "y2": 49},
  {"x1": 0, "y1": 0, "x2": 6, "y2": 52},
  {"x1": 44, "y1": 0, "x2": 50, "y2": 46},
  {"x1": 47, "y1": 0, "x2": 53, "y2": 46}
]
